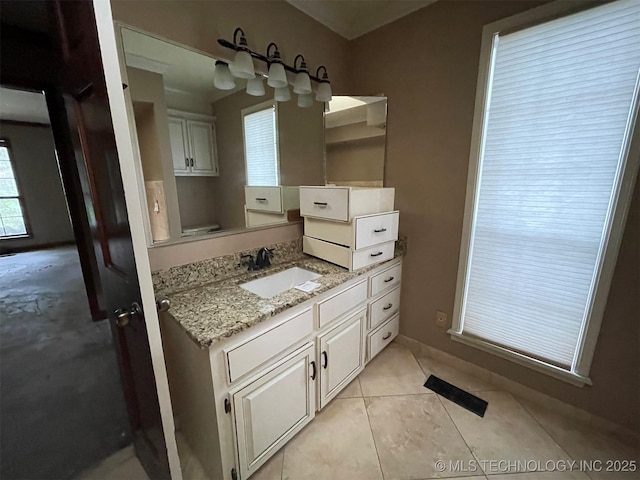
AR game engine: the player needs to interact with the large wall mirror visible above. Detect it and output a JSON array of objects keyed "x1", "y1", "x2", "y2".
[{"x1": 117, "y1": 26, "x2": 388, "y2": 245}]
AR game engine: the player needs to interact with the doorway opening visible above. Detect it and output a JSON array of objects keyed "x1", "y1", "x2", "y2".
[{"x1": 0, "y1": 86, "x2": 137, "y2": 479}]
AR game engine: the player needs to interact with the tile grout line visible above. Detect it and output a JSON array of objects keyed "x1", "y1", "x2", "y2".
[
  {"x1": 511, "y1": 395, "x2": 591, "y2": 480},
  {"x1": 435, "y1": 393, "x2": 488, "y2": 477},
  {"x1": 361, "y1": 393, "x2": 388, "y2": 480}
]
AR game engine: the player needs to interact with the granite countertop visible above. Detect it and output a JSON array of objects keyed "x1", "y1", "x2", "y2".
[{"x1": 164, "y1": 253, "x2": 403, "y2": 348}]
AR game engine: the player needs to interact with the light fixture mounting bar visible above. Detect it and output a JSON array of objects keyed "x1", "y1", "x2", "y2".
[{"x1": 217, "y1": 38, "x2": 323, "y2": 83}]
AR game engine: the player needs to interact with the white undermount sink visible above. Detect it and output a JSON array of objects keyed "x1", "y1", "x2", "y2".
[{"x1": 240, "y1": 267, "x2": 321, "y2": 299}]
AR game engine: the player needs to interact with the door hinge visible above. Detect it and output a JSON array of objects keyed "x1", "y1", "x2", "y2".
[
  {"x1": 224, "y1": 398, "x2": 231, "y2": 414},
  {"x1": 231, "y1": 467, "x2": 238, "y2": 480}
]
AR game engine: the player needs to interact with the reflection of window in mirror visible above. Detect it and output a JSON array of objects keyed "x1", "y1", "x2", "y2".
[{"x1": 242, "y1": 101, "x2": 279, "y2": 186}]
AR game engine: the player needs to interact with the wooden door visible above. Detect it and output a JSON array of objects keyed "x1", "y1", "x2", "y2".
[
  {"x1": 233, "y1": 343, "x2": 315, "y2": 480},
  {"x1": 187, "y1": 120, "x2": 218, "y2": 175},
  {"x1": 318, "y1": 309, "x2": 366, "y2": 408},
  {"x1": 168, "y1": 117, "x2": 190, "y2": 175},
  {"x1": 51, "y1": 1, "x2": 170, "y2": 478}
]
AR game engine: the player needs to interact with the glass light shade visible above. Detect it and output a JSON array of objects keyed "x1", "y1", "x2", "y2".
[
  {"x1": 297, "y1": 93, "x2": 313, "y2": 108},
  {"x1": 274, "y1": 85, "x2": 291, "y2": 102},
  {"x1": 230, "y1": 50, "x2": 255, "y2": 79},
  {"x1": 213, "y1": 62, "x2": 235, "y2": 90},
  {"x1": 293, "y1": 71, "x2": 312, "y2": 95},
  {"x1": 267, "y1": 62, "x2": 288, "y2": 88},
  {"x1": 246, "y1": 75, "x2": 265, "y2": 97},
  {"x1": 315, "y1": 82, "x2": 332, "y2": 102}
]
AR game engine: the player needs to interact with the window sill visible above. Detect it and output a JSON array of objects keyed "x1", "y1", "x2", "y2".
[
  {"x1": 447, "y1": 330, "x2": 592, "y2": 387},
  {"x1": 0, "y1": 234, "x2": 30, "y2": 240}
]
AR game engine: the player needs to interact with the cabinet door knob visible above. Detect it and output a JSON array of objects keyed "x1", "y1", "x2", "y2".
[
  {"x1": 383, "y1": 303, "x2": 393, "y2": 311},
  {"x1": 310, "y1": 361, "x2": 316, "y2": 380},
  {"x1": 384, "y1": 276, "x2": 394, "y2": 283},
  {"x1": 185, "y1": 158, "x2": 189, "y2": 168},
  {"x1": 374, "y1": 228, "x2": 387, "y2": 233},
  {"x1": 313, "y1": 201, "x2": 328, "y2": 207},
  {"x1": 370, "y1": 251, "x2": 383, "y2": 257},
  {"x1": 382, "y1": 332, "x2": 392, "y2": 341},
  {"x1": 321, "y1": 351, "x2": 328, "y2": 369}
]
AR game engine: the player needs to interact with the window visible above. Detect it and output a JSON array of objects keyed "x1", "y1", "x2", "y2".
[
  {"x1": 243, "y1": 102, "x2": 279, "y2": 186},
  {"x1": 451, "y1": 0, "x2": 640, "y2": 385},
  {"x1": 0, "y1": 140, "x2": 28, "y2": 238}
]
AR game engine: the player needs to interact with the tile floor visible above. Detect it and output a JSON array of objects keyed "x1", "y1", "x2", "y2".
[{"x1": 86, "y1": 341, "x2": 640, "y2": 480}]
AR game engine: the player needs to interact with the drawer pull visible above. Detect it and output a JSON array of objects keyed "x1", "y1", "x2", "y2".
[
  {"x1": 370, "y1": 251, "x2": 383, "y2": 257},
  {"x1": 382, "y1": 332, "x2": 393, "y2": 341},
  {"x1": 313, "y1": 201, "x2": 328, "y2": 207},
  {"x1": 374, "y1": 228, "x2": 387, "y2": 233},
  {"x1": 383, "y1": 303, "x2": 393, "y2": 311},
  {"x1": 384, "y1": 276, "x2": 395, "y2": 283},
  {"x1": 255, "y1": 197, "x2": 267, "y2": 202},
  {"x1": 321, "y1": 350, "x2": 328, "y2": 369},
  {"x1": 310, "y1": 360, "x2": 317, "y2": 380}
]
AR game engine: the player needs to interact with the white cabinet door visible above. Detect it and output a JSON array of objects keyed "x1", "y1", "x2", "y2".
[
  {"x1": 169, "y1": 117, "x2": 190, "y2": 174},
  {"x1": 318, "y1": 309, "x2": 366, "y2": 409},
  {"x1": 188, "y1": 120, "x2": 218, "y2": 176},
  {"x1": 233, "y1": 343, "x2": 315, "y2": 479}
]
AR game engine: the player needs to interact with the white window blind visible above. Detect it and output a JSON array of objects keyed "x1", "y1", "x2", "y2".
[
  {"x1": 243, "y1": 105, "x2": 279, "y2": 186},
  {"x1": 460, "y1": 0, "x2": 640, "y2": 369}
]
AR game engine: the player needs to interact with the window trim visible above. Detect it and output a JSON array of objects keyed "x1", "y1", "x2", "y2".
[
  {"x1": 0, "y1": 138, "x2": 31, "y2": 240},
  {"x1": 241, "y1": 99, "x2": 281, "y2": 186},
  {"x1": 449, "y1": 0, "x2": 640, "y2": 386}
]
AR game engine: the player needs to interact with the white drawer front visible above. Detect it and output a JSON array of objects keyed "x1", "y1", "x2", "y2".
[
  {"x1": 245, "y1": 186, "x2": 283, "y2": 213},
  {"x1": 369, "y1": 286, "x2": 401, "y2": 330},
  {"x1": 226, "y1": 309, "x2": 313, "y2": 383},
  {"x1": 355, "y1": 211, "x2": 399, "y2": 250},
  {"x1": 352, "y1": 241, "x2": 395, "y2": 270},
  {"x1": 368, "y1": 314, "x2": 400, "y2": 361},
  {"x1": 300, "y1": 187, "x2": 349, "y2": 221},
  {"x1": 370, "y1": 262, "x2": 402, "y2": 297},
  {"x1": 317, "y1": 280, "x2": 367, "y2": 329}
]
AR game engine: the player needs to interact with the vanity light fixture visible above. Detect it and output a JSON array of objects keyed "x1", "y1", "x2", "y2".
[
  {"x1": 274, "y1": 85, "x2": 291, "y2": 102},
  {"x1": 293, "y1": 54, "x2": 312, "y2": 95},
  {"x1": 246, "y1": 74, "x2": 265, "y2": 97},
  {"x1": 216, "y1": 29, "x2": 332, "y2": 104},
  {"x1": 315, "y1": 66, "x2": 332, "y2": 102},
  {"x1": 213, "y1": 61, "x2": 235, "y2": 90},
  {"x1": 266, "y1": 43, "x2": 288, "y2": 88},
  {"x1": 229, "y1": 28, "x2": 255, "y2": 79},
  {"x1": 297, "y1": 93, "x2": 313, "y2": 108}
]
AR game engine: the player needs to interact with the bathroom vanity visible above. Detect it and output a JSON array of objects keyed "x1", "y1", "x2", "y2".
[{"x1": 160, "y1": 254, "x2": 403, "y2": 480}]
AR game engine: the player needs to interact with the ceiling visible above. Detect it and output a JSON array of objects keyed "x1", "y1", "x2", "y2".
[
  {"x1": 287, "y1": 0, "x2": 437, "y2": 40},
  {"x1": 0, "y1": 87, "x2": 50, "y2": 124},
  {"x1": 122, "y1": 28, "x2": 242, "y2": 103}
]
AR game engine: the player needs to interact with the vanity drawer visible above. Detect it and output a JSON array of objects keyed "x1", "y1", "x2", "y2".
[
  {"x1": 245, "y1": 186, "x2": 284, "y2": 213},
  {"x1": 300, "y1": 186, "x2": 395, "y2": 222},
  {"x1": 369, "y1": 286, "x2": 401, "y2": 330},
  {"x1": 317, "y1": 280, "x2": 367, "y2": 329},
  {"x1": 304, "y1": 211, "x2": 399, "y2": 250},
  {"x1": 304, "y1": 236, "x2": 395, "y2": 272},
  {"x1": 300, "y1": 186, "x2": 349, "y2": 221},
  {"x1": 370, "y1": 262, "x2": 402, "y2": 297},
  {"x1": 368, "y1": 314, "x2": 400, "y2": 362},
  {"x1": 225, "y1": 308, "x2": 313, "y2": 383}
]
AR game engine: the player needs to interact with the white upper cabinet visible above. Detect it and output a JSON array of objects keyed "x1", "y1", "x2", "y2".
[{"x1": 168, "y1": 111, "x2": 219, "y2": 177}]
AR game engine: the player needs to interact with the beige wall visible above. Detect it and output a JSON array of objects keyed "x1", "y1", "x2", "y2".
[
  {"x1": 350, "y1": 0, "x2": 639, "y2": 431},
  {"x1": 175, "y1": 176, "x2": 218, "y2": 229},
  {"x1": 0, "y1": 123, "x2": 74, "y2": 251},
  {"x1": 127, "y1": 67, "x2": 182, "y2": 238},
  {"x1": 326, "y1": 136, "x2": 385, "y2": 184}
]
